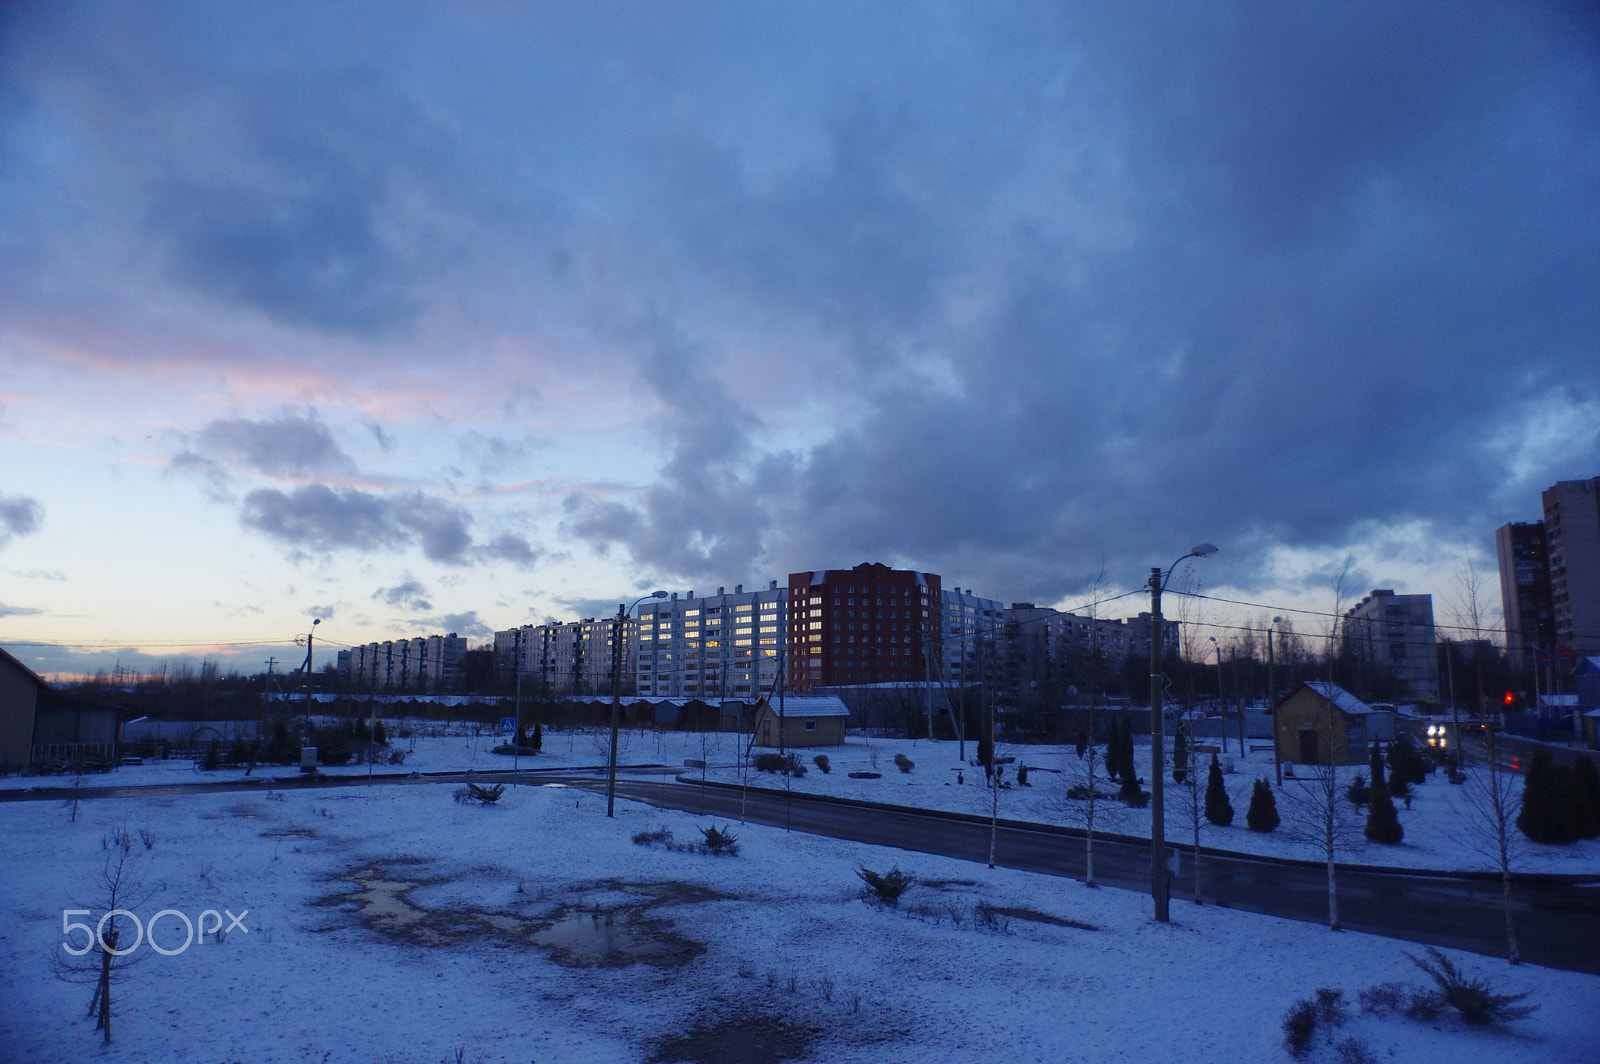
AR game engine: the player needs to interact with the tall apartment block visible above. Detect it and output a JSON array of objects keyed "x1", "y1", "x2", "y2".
[
  {"x1": 1542, "y1": 477, "x2": 1600, "y2": 657},
  {"x1": 1495, "y1": 521, "x2": 1554, "y2": 665},
  {"x1": 495, "y1": 617, "x2": 629, "y2": 696},
  {"x1": 635, "y1": 582, "x2": 789, "y2": 699},
  {"x1": 1341, "y1": 590, "x2": 1440, "y2": 703},
  {"x1": 343, "y1": 633, "x2": 468, "y2": 693}
]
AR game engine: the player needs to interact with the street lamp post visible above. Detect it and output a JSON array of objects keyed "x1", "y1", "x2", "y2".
[
  {"x1": 607, "y1": 591, "x2": 668, "y2": 817},
  {"x1": 1269, "y1": 616, "x2": 1283, "y2": 785},
  {"x1": 300, "y1": 618, "x2": 320, "y2": 774},
  {"x1": 1150, "y1": 544, "x2": 1217, "y2": 923}
]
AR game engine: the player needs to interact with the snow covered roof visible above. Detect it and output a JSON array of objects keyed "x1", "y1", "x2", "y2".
[
  {"x1": 1300, "y1": 682, "x2": 1376, "y2": 716},
  {"x1": 758, "y1": 695, "x2": 850, "y2": 718}
]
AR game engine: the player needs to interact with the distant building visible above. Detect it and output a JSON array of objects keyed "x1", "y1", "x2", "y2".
[
  {"x1": 495, "y1": 618, "x2": 628, "y2": 697},
  {"x1": 748, "y1": 695, "x2": 850, "y2": 747},
  {"x1": 1542, "y1": 476, "x2": 1600, "y2": 658},
  {"x1": 1496, "y1": 520, "x2": 1555, "y2": 667},
  {"x1": 346, "y1": 634, "x2": 469, "y2": 693},
  {"x1": 1341, "y1": 590, "x2": 1440, "y2": 704},
  {"x1": 635, "y1": 582, "x2": 790, "y2": 700}
]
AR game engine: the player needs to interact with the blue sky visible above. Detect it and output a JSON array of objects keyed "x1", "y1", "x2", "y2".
[{"x1": 2, "y1": 1, "x2": 1597, "y2": 677}]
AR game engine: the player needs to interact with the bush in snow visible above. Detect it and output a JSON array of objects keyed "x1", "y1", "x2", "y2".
[
  {"x1": 857, "y1": 866, "x2": 914, "y2": 906},
  {"x1": 894, "y1": 753, "x2": 915, "y2": 774},
  {"x1": 1407, "y1": 946, "x2": 1538, "y2": 1026},
  {"x1": 813, "y1": 754, "x2": 830, "y2": 774}
]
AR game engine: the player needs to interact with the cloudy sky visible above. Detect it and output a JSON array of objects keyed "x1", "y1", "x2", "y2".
[{"x1": 2, "y1": 1, "x2": 1597, "y2": 677}]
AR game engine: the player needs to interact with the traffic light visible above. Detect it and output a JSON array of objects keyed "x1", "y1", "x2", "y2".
[{"x1": 1503, "y1": 690, "x2": 1515, "y2": 707}]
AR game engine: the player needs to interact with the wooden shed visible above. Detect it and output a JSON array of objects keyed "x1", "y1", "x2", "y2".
[
  {"x1": 1271, "y1": 681, "x2": 1376, "y2": 767},
  {"x1": 750, "y1": 695, "x2": 850, "y2": 748}
]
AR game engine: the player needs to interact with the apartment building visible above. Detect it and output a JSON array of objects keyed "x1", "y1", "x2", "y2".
[
  {"x1": 1341, "y1": 590, "x2": 1440, "y2": 704},
  {"x1": 635, "y1": 582, "x2": 789, "y2": 699},
  {"x1": 495, "y1": 617, "x2": 627, "y2": 696},
  {"x1": 1496, "y1": 520, "x2": 1554, "y2": 665},
  {"x1": 1542, "y1": 477, "x2": 1600, "y2": 657},
  {"x1": 345, "y1": 633, "x2": 468, "y2": 693}
]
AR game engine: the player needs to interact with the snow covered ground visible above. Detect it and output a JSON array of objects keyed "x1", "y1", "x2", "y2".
[
  {"x1": 15, "y1": 723, "x2": 1597, "y2": 878},
  {"x1": 1, "y1": 771, "x2": 1595, "y2": 1064}
]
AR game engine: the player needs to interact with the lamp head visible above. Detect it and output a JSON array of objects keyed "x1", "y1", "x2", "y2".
[
  {"x1": 651, "y1": 590, "x2": 668, "y2": 599},
  {"x1": 312, "y1": 618, "x2": 321, "y2": 627},
  {"x1": 1189, "y1": 543, "x2": 1219, "y2": 559}
]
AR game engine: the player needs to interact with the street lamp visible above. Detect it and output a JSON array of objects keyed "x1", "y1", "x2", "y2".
[
  {"x1": 299, "y1": 618, "x2": 321, "y2": 774},
  {"x1": 607, "y1": 590, "x2": 668, "y2": 817},
  {"x1": 1268, "y1": 616, "x2": 1283, "y2": 785},
  {"x1": 1149, "y1": 543, "x2": 1217, "y2": 922}
]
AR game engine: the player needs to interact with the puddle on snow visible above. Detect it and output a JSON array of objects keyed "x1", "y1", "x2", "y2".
[{"x1": 317, "y1": 865, "x2": 721, "y2": 966}]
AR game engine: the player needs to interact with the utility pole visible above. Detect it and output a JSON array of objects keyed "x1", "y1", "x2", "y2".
[{"x1": 1149, "y1": 567, "x2": 1169, "y2": 922}]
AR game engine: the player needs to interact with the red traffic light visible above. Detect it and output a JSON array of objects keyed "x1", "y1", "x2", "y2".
[{"x1": 1503, "y1": 691, "x2": 1516, "y2": 706}]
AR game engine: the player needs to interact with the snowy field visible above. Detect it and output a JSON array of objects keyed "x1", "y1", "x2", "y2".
[
  {"x1": 1, "y1": 774, "x2": 1596, "y2": 1064},
  {"x1": 15, "y1": 722, "x2": 1598, "y2": 878}
]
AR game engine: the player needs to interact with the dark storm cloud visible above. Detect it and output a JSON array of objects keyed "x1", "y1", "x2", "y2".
[
  {"x1": 375, "y1": 579, "x2": 432, "y2": 612},
  {"x1": 173, "y1": 414, "x2": 356, "y2": 481},
  {"x1": 240, "y1": 485, "x2": 474, "y2": 564},
  {"x1": 562, "y1": 2, "x2": 1600, "y2": 600},
  {"x1": 0, "y1": 494, "x2": 42, "y2": 548}
]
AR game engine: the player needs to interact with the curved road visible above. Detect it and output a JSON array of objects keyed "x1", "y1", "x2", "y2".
[{"x1": 6, "y1": 768, "x2": 1596, "y2": 973}]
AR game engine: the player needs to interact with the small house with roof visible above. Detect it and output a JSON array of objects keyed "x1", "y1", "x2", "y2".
[
  {"x1": 1271, "y1": 681, "x2": 1378, "y2": 766},
  {"x1": 750, "y1": 695, "x2": 850, "y2": 747}
]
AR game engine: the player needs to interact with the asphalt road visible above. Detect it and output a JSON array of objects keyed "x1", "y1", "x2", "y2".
[
  {"x1": 6, "y1": 768, "x2": 1597, "y2": 973},
  {"x1": 592, "y1": 777, "x2": 1600, "y2": 975}
]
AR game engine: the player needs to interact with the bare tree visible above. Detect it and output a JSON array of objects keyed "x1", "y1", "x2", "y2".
[
  {"x1": 1281, "y1": 563, "x2": 1360, "y2": 930},
  {"x1": 1458, "y1": 727, "x2": 1525, "y2": 963},
  {"x1": 55, "y1": 829, "x2": 155, "y2": 1044}
]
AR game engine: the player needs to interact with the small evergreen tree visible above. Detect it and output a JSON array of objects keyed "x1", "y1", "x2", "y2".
[
  {"x1": 1204, "y1": 754, "x2": 1233, "y2": 826},
  {"x1": 1518, "y1": 760, "x2": 1592, "y2": 845},
  {"x1": 1365, "y1": 783, "x2": 1404, "y2": 843},
  {"x1": 201, "y1": 739, "x2": 222, "y2": 771},
  {"x1": 1345, "y1": 774, "x2": 1369, "y2": 808},
  {"x1": 514, "y1": 723, "x2": 530, "y2": 748},
  {"x1": 1246, "y1": 777, "x2": 1280, "y2": 832},
  {"x1": 531, "y1": 721, "x2": 544, "y2": 753},
  {"x1": 1369, "y1": 742, "x2": 1386, "y2": 789},
  {"x1": 1572, "y1": 755, "x2": 1600, "y2": 840},
  {"x1": 977, "y1": 733, "x2": 995, "y2": 781},
  {"x1": 1172, "y1": 728, "x2": 1189, "y2": 784},
  {"x1": 373, "y1": 719, "x2": 388, "y2": 745}
]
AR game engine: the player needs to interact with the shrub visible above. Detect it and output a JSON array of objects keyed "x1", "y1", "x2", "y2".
[
  {"x1": 387, "y1": 749, "x2": 407, "y2": 765},
  {"x1": 1016, "y1": 764, "x2": 1030, "y2": 786},
  {"x1": 1246, "y1": 778, "x2": 1280, "y2": 832},
  {"x1": 1171, "y1": 729, "x2": 1189, "y2": 784},
  {"x1": 1345, "y1": 774, "x2": 1370, "y2": 808},
  {"x1": 1517, "y1": 755, "x2": 1593, "y2": 844},
  {"x1": 1281, "y1": 1000, "x2": 1318, "y2": 1059},
  {"x1": 858, "y1": 866, "x2": 914, "y2": 906},
  {"x1": 699, "y1": 824, "x2": 740, "y2": 856},
  {"x1": 1358, "y1": 981, "x2": 1407, "y2": 1015},
  {"x1": 894, "y1": 753, "x2": 915, "y2": 774},
  {"x1": 1407, "y1": 946, "x2": 1538, "y2": 1025},
  {"x1": 813, "y1": 754, "x2": 831, "y2": 774},
  {"x1": 454, "y1": 782, "x2": 504, "y2": 805},
  {"x1": 633, "y1": 827, "x2": 675, "y2": 847},
  {"x1": 1332, "y1": 1036, "x2": 1376, "y2": 1064},
  {"x1": 754, "y1": 752, "x2": 807, "y2": 777},
  {"x1": 1313, "y1": 987, "x2": 1347, "y2": 1028}
]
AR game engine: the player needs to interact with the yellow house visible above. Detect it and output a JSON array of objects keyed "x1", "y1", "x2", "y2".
[
  {"x1": 750, "y1": 695, "x2": 849, "y2": 747},
  {"x1": 1272, "y1": 681, "x2": 1376, "y2": 766}
]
